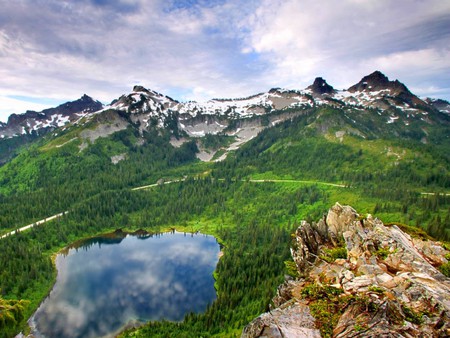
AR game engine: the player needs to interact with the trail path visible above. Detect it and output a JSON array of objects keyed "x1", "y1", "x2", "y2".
[
  {"x1": 0, "y1": 212, "x2": 68, "y2": 239},
  {"x1": 132, "y1": 178, "x2": 347, "y2": 191},
  {"x1": 131, "y1": 178, "x2": 185, "y2": 191},
  {"x1": 420, "y1": 192, "x2": 450, "y2": 196},
  {"x1": 246, "y1": 179, "x2": 346, "y2": 187}
]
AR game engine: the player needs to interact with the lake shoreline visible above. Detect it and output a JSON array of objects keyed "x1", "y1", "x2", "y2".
[{"x1": 28, "y1": 228, "x2": 222, "y2": 337}]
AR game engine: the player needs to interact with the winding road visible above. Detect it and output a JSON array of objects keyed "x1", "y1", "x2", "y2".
[{"x1": 245, "y1": 179, "x2": 346, "y2": 187}]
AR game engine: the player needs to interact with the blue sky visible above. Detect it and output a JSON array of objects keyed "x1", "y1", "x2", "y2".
[{"x1": 0, "y1": 0, "x2": 449, "y2": 122}]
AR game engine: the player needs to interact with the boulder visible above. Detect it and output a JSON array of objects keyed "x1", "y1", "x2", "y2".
[{"x1": 242, "y1": 302, "x2": 321, "y2": 338}]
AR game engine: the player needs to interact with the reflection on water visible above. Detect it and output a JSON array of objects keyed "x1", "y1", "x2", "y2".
[{"x1": 31, "y1": 231, "x2": 220, "y2": 338}]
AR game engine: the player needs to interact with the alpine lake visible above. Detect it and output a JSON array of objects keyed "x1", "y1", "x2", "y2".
[{"x1": 30, "y1": 230, "x2": 220, "y2": 338}]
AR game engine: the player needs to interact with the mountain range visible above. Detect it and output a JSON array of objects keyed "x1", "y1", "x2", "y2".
[
  {"x1": 1, "y1": 70, "x2": 449, "y2": 166},
  {"x1": 1, "y1": 71, "x2": 448, "y2": 138}
]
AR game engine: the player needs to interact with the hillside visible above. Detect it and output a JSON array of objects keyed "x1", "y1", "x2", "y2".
[
  {"x1": 0, "y1": 71, "x2": 449, "y2": 337},
  {"x1": 0, "y1": 95, "x2": 102, "y2": 165}
]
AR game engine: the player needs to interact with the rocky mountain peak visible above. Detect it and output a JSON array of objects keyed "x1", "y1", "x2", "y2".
[
  {"x1": 348, "y1": 70, "x2": 388, "y2": 91},
  {"x1": 345, "y1": 70, "x2": 424, "y2": 107},
  {"x1": 0, "y1": 95, "x2": 103, "y2": 138},
  {"x1": 52, "y1": 94, "x2": 102, "y2": 114},
  {"x1": 425, "y1": 98, "x2": 450, "y2": 115},
  {"x1": 109, "y1": 86, "x2": 178, "y2": 117},
  {"x1": 131, "y1": 85, "x2": 177, "y2": 103},
  {"x1": 132, "y1": 85, "x2": 149, "y2": 93},
  {"x1": 307, "y1": 77, "x2": 335, "y2": 95},
  {"x1": 364, "y1": 70, "x2": 389, "y2": 83},
  {"x1": 243, "y1": 203, "x2": 450, "y2": 337},
  {"x1": 348, "y1": 70, "x2": 413, "y2": 96},
  {"x1": 80, "y1": 94, "x2": 95, "y2": 102}
]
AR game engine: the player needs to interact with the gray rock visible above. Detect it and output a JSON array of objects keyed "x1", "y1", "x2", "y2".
[
  {"x1": 291, "y1": 221, "x2": 326, "y2": 275},
  {"x1": 241, "y1": 302, "x2": 321, "y2": 338},
  {"x1": 326, "y1": 203, "x2": 359, "y2": 246}
]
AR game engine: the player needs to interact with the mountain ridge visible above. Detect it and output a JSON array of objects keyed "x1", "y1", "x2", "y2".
[
  {"x1": 1, "y1": 70, "x2": 449, "y2": 167},
  {"x1": 2, "y1": 71, "x2": 449, "y2": 141},
  {"x1": 0, "y1": 94, "x2": 103, "y2": 139}
]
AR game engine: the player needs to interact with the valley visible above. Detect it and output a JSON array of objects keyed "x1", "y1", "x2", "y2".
[{"x1": 0, "y1": 71, "x2": 449, "y2": 337}]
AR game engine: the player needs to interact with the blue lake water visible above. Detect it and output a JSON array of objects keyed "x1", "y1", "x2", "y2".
[{"x1": 31, "y1": 231, "x2": 220, "y2": 338}]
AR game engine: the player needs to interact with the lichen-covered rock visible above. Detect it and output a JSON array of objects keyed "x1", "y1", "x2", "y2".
[
  {"x1": 271, "y1": 279, "x2": 297, "y2": 308},
  {"x1": 326, "y1": 203, "x2": 359, "y2": 246},
  {"x1": 291, "y1": 220, "x2": 326, "y2": 275},
  {"x1": 242, "y1": 203, "x2": 450, "y2": 338}
]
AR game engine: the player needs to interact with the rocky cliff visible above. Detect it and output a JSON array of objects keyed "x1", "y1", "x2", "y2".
[{"x1": 242, "y1": 203, "x2": 450, "y2": 337}]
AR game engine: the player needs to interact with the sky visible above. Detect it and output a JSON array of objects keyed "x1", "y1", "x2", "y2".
[{"x1": 0, "y1": 0, "x2": 449, "y2": 122}]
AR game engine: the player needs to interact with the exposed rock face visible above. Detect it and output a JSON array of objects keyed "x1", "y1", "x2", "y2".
[
  {"x1": 38, "y1": 94, "x2": 102, "y2": 117},
  {"x1": 79, "y1": 110, "x2": 129, "y2": 150},
  {"x1": 425, "y1": 98, "x2": 450, "y2": 115},
  {"x1": 347, "y1": 70, "x2": 424, "y2": 107},
  {"x1": 243, "y1": 203, "x2": 450, "y2": 337},
  {"x1": 347, "y1": 71, "x2": 406, "y2": 93},
  {"x1": 241, "y1": 302, "x2": 321, "y2": 338},
  {"x1": 0, "y1": 94, "x2": 103, "y2": 138},
  {"x1": 307, "y1": 77, "x2": 336, "y2": 96}
]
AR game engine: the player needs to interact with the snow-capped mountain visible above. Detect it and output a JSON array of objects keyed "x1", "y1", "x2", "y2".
[
  {"x1": 110, "y1": 85, "x2": 311, "y2": 119},
  {"x1": 95, "y1": 71, "x2": 449, "y2": 138},
  {"x1": 109, "y1": 71, "x2": 450, "y2": 122},
  {"x1": 425, "y1": 98, "x2": 450, "y2": 115},
  {"x1": 0, "y1": 94, "x2": 103, "y2": 138},
  {"x1": 1, "y1": 71, "x2": 449, "y2": 141}
]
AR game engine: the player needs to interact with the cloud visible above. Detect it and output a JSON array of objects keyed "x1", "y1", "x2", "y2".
[
  {"x1": 0, "y1": 96, "x2": 55, "y2": 122},
  {"x1": 1, "y1": 0, "x2": 449, "y2": 122},
  {"x1": 242, "y1": 0, "x2": 450, "y2": 93},
  {"x1": 0, "y1": 0, "x2": 266, "y2": 120}
]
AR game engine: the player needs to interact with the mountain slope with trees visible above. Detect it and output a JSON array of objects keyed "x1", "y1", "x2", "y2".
[{"x1": 0, "y1": 71, "x2": 448, "y2": 337}]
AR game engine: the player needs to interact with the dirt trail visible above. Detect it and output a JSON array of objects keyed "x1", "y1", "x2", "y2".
[{"x1": 0, "y1": 212, "x2": 68, "y2": 239}]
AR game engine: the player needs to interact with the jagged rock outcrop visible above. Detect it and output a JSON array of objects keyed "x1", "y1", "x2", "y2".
[
  {"x1": 241, "y1": 301, "x2": 321, "y2": 338},
  {"x1": 0, "y1": 94, "x2": 103, "y2": 138},
  {"x1": 348, "y1": 71, "x2": 397, "y2": 92},
  {"x1": 307, "y1": 77, "x2": 336, "y2": 96},
  {"x1": 347, "y1": 70, "x2": 424, "y2": 107},
  {"x1": 243, "y1": 203, "x2": 450, "y2": 337}
]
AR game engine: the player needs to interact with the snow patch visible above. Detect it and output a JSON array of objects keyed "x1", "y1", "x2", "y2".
[{"x1": 387, "y1": 115, "x2": 399, "y2": 124}]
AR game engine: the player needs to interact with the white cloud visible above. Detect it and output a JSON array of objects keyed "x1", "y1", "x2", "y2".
[
  {"x1": 369, "y1": 49, "x2": 450, "y2": 74},
  {"x1": 243, "y1": 0, "x2": 450, "y2": 94},
  {"x1": 0, "y1": 96, "x2": 54, "y2": 122},
  {"x1": 0, "y1": 1, "x2": 268, "y2": 112}
]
